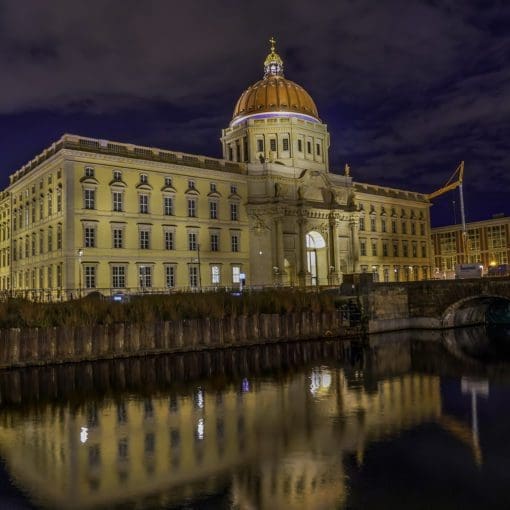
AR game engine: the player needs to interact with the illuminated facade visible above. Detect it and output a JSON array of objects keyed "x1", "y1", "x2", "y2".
[
  {"x1": 0, "y1": 40, "x2": 433, "y2": 298},
  {"x1": 431, "y1": 214, "x2": 510, "y2": 275}
]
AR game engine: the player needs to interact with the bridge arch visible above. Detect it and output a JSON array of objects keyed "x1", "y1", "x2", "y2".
[{"x1": 442, "y1": 294, "x2": 510, "y2": 329}]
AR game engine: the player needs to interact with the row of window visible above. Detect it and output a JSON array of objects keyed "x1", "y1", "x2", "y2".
[
  {"x1": 12, "y1": 170, "x2": 62, "y2": 207},
  {"x1": 9, "y1": 264, "x2": 244, "y2": 290},
  {"x1": 12, "y1": 225, "x2": 62, "y2": 261},
  {"x1": 360, "y1": 265, "x2": 430, "y2": 282},
  {"x1": 12, "y1": 190, "x2": 62, "y2": 232},
  {"x1": 360, "y1": 239, "x2": 428, "y2": 258},
  {"x1": 84, "y1": 189, "x2": 240, "y2": 220},
  {"x1": 359, "y1": 216, "x2": 426, "y2": 236},
  {"x1": 85, "y1": 166, "x2": 239, "y2": 195},
  {"x1": 82, "y1": 227, "x2": 241, "y2": 253}
]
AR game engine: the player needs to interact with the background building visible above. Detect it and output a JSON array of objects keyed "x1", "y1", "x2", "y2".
[
  {"x1": 431, "y1": 214, "x2": 510, "y2": 276},
  {"x1": 0, "y1": 40, "x2": 434, "y2": 299}
]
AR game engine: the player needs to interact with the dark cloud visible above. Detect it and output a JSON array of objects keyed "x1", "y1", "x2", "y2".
[{"x1": 0, "y1": 0, "x2": 509, "y2": 225}]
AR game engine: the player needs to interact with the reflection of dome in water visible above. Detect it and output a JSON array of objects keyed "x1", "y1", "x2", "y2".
[{"x1": 232, "y1": 38, "x2": 320, "y2": 124}]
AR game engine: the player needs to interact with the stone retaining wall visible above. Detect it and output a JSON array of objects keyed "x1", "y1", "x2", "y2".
[{"x1": 0, "y1": 311, "x2": 356, "y2": 369}]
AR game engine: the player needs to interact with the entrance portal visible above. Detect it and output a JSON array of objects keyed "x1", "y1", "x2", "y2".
[{"x1": 306, "y1": 232, "x2": 326, "y2": 286}]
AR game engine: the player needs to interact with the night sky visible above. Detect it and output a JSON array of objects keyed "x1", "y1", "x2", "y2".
[{"x1": 1, "y1": 0, "x2": 509, "y2": 226}]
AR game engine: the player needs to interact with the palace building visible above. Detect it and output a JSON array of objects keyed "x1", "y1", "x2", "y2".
[{"x1": 0, "y1": 40, "x2": 433, "y2": 299}]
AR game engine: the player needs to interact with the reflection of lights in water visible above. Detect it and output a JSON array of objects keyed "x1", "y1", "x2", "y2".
[
  {"x1": 196, "y1": 388, "x2": 204, "y2": 409},
  {"x1": 309, "y1": 368, "x2": 332, "y2": 396},
  {"x1": 80, "y1": 427, "x2": 88, "y2": 444},
  {"x1": 242, "y1": 378, "x2": 250, "y2": 393},
  {"x1": 197, "y1": 418, "x2": 205, "y2": 440}
]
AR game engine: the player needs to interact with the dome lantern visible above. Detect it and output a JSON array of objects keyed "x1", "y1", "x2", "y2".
[{"x1": 264, "y1": 37, "x2": 284, "y2": 77}]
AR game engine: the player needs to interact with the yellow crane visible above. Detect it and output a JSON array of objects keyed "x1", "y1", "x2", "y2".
[{"x1": 426, "y1": 161, "x2": 467, "y2": 257}]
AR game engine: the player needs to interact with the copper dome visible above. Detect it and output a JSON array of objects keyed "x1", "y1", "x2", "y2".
[
  {"x1": 231, "y1": 38, "x2": 320, "y2": 123},
  {"x1": 232, "y1": 76, "x2": 319, "y2": 122}
]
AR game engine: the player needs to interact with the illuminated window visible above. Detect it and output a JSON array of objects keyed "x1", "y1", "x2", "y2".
[
  {"x1": 232, "y1": 266, "x2": 241, "y2": 283},
  {"x1": 112, "y1": 266, "x2": 125, "y2": 288},
  {"x1": 211, "y1": 265, "x2": 220, "y2": 284}
]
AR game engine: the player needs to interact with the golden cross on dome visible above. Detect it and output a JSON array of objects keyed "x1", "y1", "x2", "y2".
[{"x1": 269, "y1": 36, "x2": 276, "y2": 53}]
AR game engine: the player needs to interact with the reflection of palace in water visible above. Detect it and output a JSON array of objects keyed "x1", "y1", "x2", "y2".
[{"x1": 0, "y1": 345, "x2": 483, "y2": 510}]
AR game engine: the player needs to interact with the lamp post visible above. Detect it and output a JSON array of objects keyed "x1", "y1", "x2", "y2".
[{"x1": 77, "y1": 248, "x2": 83, "y2": 298}]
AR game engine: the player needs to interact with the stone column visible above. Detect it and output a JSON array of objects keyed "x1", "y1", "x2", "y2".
[
  {"x1": 272, "y1": 216, "x2": 285, "y2": 285},
  {"x1": 350, "y1": 217, "x2": 360, "y2": 273},
  {"x1": 328, "y1": 217, "x2": 340, "y2": 285},
  {"x1": 297, "y1": 216, "x2": 308, "y2": 287}
]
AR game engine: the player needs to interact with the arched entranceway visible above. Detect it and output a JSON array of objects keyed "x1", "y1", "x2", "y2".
[{"x1": 306, "y1": 231, "x2": 327, "y2": 286}]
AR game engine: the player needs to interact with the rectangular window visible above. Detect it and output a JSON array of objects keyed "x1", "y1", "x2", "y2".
[
  {"x1": 57, "y1": 191, "x2": 62, "y2": 213},
  {"x1": 370, "y1": 217, "x2": 376, "y2": 232},
  {"x1": 209, "y1": 201, "x2": 217, "y2": 219},
  {"x1": 39, "y1": 230, "x2": 44, "y2": 254},
  {"x1": 47, "y1": 266, "x2": 53, "y2": 288},
  {"x1": 230, "y1": 184, "x2": 237, "y2": 194},
  {"x1": 412, "y1": 243, "x2": 417, "y2": 257},
  {"x1": 140, "y1": 174, "x2": 148, "y2": 184},
  {"x1": 230, "y1": 203, "x2": 238, "y2": 221},
  {"x1": 113, "y1": 192, "x2": 123, "y2": 212},
  {"x1": 139, "y1": 230, "x2": 150, "y2": 249},
  {"x1": 403, "y1": 242, "x2": 409, "y2": 258},
  {"x1": 393, "y1": 241, "x2": 399, "y2": 257},
  {"x1": 188, "y1": 179, "x2": 195, "y2": 190},
  {"x1": 188, "y1": 232, "x2": 197, "y2": 251},
  {"x1": 113, "y1": 170, "x2": 122, "y2": 181},
  {"x1": 232, "y1": 266, "x2": 241, "y2": 283},
  {"x1": 139, "y1": 194, "x2": 149, "y2": 214},
  {"x1": 257, "y1": 139, "x2": 264, "y2": 152},
  {"x1": 165, "y1": 231, "x2": 174, "y2": 250},
  {"x1": 189, "y1": 266, "x2": 199, "y2": 288},
  {"x1": 371, "y1": 241, "x2": 377, "y2": 256},
  {"x1": 39, "y1": 198, "x2": 44, "y2": 220},
  {"x1": 402, "y1": 221, "x2": 407, "y2": 235},
  {"x1": 31, "y1": 234, "x2": 36, "y2": 256},
  {"x1": 392, "y1": 220, "x2": 397, "y2": 234},
  {"x1": 360, "y1": 240, "x2": 366, "y2": 256},
  {"x1": 84, "y1": 266, "x2": 96, "y2": 289},
  {"x1": 57, "y1": 226, "x2": 62, "y2": 250},
  {"x1": 210, "y1": 182, "x2": 217, "y2": 192},
  {"x1": 84, "y1": 227, "x2": 96, "y2": 248},
  {"x1": 56, "y1": 265, "x2": 62, "y2": 288},
  {"x1": 188, "y1": 198, "x2": 197, "y2": 217},
  {"x1": 381, "y1": 219, "x2": 386, "y2": 233},
  {"x1": 47, "y1": 228, "x2": 53, "y2": 252},
  {"x1": 165, "y1": 266, "x2": 175, "y2": 288},
  {"x1": 270, "y1": 139, "x2": 277, "y2": 152},
  {"x1": 113, "y1": 229, "x2": 123, "y2": 249},
  {"x1": 164, "y1": 196, "x2": 174, "y2": 216},
  {"x1": 112, "y1": 266, "x2": 126, "y2": 288},
  {"x1": 411, "y1": 222, "x2": 416, "y2": 235},
  {"x1": 316, "y1": 143, "x2": 321, "y2": 156},
  {"x1": 359, "y1": 216, "x2": 365, "y2": 231},
  {"x1": 85, "y1": 167, "x2": 94, "y2": 178},
  {"x1": 298, "y1": 139, "x2": 303, "y2": 152},
  {"x1": 139, "y1": 266, "x2": 152, "y2": 288},
  {"x1": 307, "y1": 141, "x2": 312, "y2": 154},
  {"x1": 84, "y1": 189, "x2": 95, "y2": 209},
  {"x1": 420, "y1": 223, "x2": 425, "y2": 236},
  {"x1": 421, "y1": 244, "x2": 427, "y2": 258},
  {"x1": 211, "y1": 265, "x2": 220, "y2": 284},
  {"x1": 211, "y1": 233, "x2": 219, "y2": 252},
  {"x1": 231, "y1": 233, "x2": 239, "y2": 252},
  {"x1": 164, "y1": 176, "x2": 172, "y2": 187},
  {"x1": 282, "y1": 138, "x2": 289, "y2": 151}
]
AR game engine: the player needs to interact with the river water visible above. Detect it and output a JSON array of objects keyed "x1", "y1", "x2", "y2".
[{"x1": 0, "y1": 326, "x2": 509, "y2": 509}]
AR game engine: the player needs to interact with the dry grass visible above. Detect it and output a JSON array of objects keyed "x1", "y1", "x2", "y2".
[{"x1": 0, "y1": 289, "x2": 338, "y2": 329}]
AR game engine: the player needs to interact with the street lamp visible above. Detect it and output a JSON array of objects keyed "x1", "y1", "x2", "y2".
[{"x1": 78, "y1": 248, "x2": 83, "y2": 297}]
